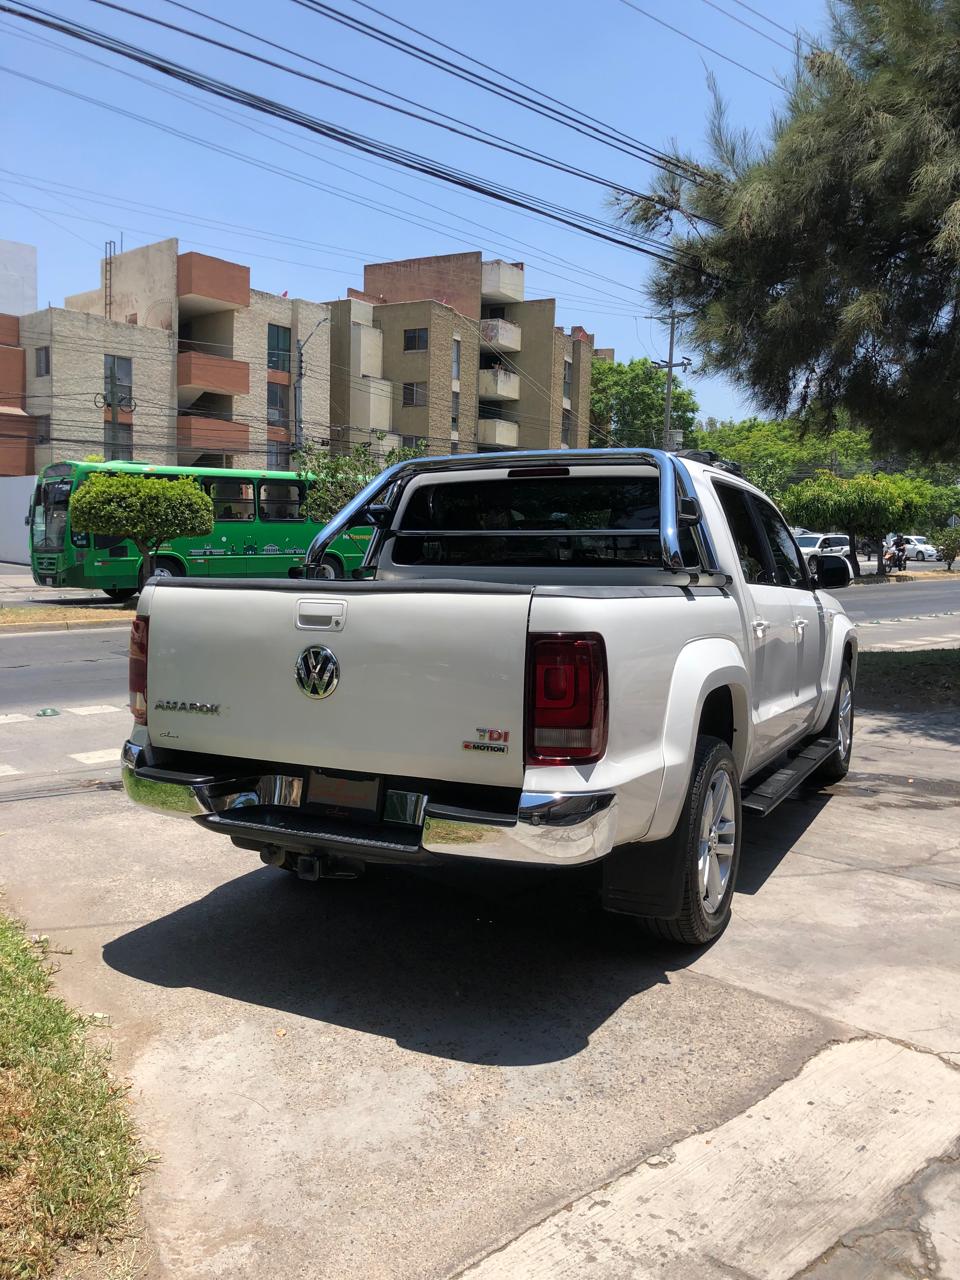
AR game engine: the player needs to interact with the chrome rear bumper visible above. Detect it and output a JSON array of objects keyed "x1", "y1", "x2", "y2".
[{"x1": 121, "y1": 740, "x2": 617, "y2": 867}]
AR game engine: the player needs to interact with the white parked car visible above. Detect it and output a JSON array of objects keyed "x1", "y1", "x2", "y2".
[
  {"x1": 885, "y1": 535, "x2": 941, "y2": 562},
  {"x1": 121, "y1": 449, "x2": 856, "y2": 946},
  {"x1": 795, "y1": 533, "x2": 851, "y2": 572}
]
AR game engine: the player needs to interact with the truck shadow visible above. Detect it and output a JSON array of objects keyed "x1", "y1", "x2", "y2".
[{"x1": 102, "y1": 805, "x2": 821, "y2": 1067}]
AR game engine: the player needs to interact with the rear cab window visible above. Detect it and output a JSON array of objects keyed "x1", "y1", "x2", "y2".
[{"x1": 389, "y1": 470, "x2": 699, "y2": 568}]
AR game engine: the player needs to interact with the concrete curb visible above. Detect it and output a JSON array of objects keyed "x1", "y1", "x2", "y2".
[{"x1": 0, "y1": 618, "x2": 131, "y2": 635}]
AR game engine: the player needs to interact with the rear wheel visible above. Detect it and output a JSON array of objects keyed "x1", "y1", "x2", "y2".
[
  {"x1": 639, "y1": 736, "x2": 741, "y2": 946},
  {"x1": 814, "y1": 662, "x2": 854, "y2": 784},
  {"x1": 319, "y1": 556, "x2": 345, "y2": 580},
  {"x1": 140, "y1": 557, "x2": 183, "y2": 587},
  {"x1": 103, "y1": 588, "x2": 136, "y2": 602},
  {"x1": 915, "y1": 550, "x2": 925, "y2": 562}
]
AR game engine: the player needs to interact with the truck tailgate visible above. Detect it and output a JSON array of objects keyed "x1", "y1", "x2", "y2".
[{"x1": 145, "y1": 583, "x2": 531, "y2": 788}]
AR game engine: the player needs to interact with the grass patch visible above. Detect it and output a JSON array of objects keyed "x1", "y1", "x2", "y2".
[
  {"x1": 0, "y1": 914, "x2": 143, "y2": 1278},
  {"x1": 857, "y1": 648, "x2": 960, "y2": 712},
  {"x1": 0, "y1": 607, "x2": 129, "y2": 627}
]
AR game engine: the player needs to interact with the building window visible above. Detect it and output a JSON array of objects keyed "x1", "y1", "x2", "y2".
[
  {"x1": 104, "y1": 354, "x2": 133, "y2": 403},
  {"x1": 402, "y1": 382, "x2": 427, "y2": 408},
  {"x1": 268, "y1": 323, "x2": 291, "y2": 372},
  {"x1": 451, "y1": 389, "x2": 460, "y2": 433},
  {"x1": 452, "y1": 338, "x2": 461, "y2": 380},
  {"x1": 267, "y1": 381, "x2": 290, "y2": 425},
  {"x1": 34, "y1": 415, "x2": 50, "y2": 444},
  {"x1": 403, "y1": 327, "x2": 428, "y2": 352},
  {"x1": 267, "y1": 440, "x2": 291, "y2": 470},
  {"x1": 401, "y1": 435, "x2": 423, "y2": 450},
  {"x1": 561, "y1": 408, "x2": 572, "y2": 446},
  {"x1": 104, "y1": 422, "x2": 132, "y2": 462},
  {"x1": 563, "y1": 359, "x2": 572, "y2": 401},
  {"x1": 35, "y1": 346, "x2": 50, "y2": 377}
]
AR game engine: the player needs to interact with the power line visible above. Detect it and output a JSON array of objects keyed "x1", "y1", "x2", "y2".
[
  {"x1": 697, "y1": 0, "x2": 794, "y2": 53},
  {"x1": 288, "y1": 0, "x2": 716, "y2": 186},
  {"x1": 93, "y1": 0, "x2": 688, "y2": 219},
  {"x1": 617, "y1": 0, "x2": 788, "y2": 92},
  {"x1": 0, "y1": 21, "x2": 667, "y2": 308},
  {"x1": 0, "y1": 4, "x2": 703, "y2": 271},
  {"x1": 725, "y1": 0, "x2": 816, "y2": 47}
]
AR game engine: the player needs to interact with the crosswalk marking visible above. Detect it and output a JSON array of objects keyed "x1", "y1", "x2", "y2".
[
  {"x1": 0, "y1": 713, "x2": 29, "y2": 725},
  {"x1": 69, "y1": 749, "x2": 121, "y2": 765},
  {"x1": 0, "y1": 763, "x2": 22, "y2": 776},
  {"x1": 62, "y1": 705, "x2": 126, "y2": 717}
]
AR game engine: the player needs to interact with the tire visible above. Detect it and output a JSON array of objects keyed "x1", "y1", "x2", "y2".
[
  {"x1": 915, "y1": 550, "x2": 925, "y2": 562},
  {"x1": 813, "y1": 662, "x2": 854, "y2": 784},
  {"x1": 140, "y1": 557, "x2": 183, "y2": 587},
  {"x1": 103, "y1": 588, "x2": 137, "y2": 602},
  {"x1": 319, "y1": 556, "x2": 345, "y2": 580},
  {"x1": 639, "y1": 736, "x2": 742, "y2": 946}
]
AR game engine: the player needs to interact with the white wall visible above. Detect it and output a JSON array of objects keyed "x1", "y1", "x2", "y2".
[
  {"x1": 0, "y1": 240, "x2": 38, "y2": 316},
  {"x1": 0, "y1": 475, "x2": 36, "y2": 564}
]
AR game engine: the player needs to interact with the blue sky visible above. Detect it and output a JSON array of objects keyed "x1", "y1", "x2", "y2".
[{"x1": 1, "y1": 0, "x2": 828, "y2": 422}]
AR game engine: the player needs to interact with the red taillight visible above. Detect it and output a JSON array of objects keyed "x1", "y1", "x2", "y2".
[
  {"x1": 526, "y1": 634, "x2": 607, "y2": 766},
  {"x1": 129, "y1": 617, "x2": 149, "y2": 725}
]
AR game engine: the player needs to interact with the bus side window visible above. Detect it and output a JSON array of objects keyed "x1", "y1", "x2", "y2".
[
  {"x1": 204, "y1": 479, "x2": 255, "y2": 521},
  {"x1": 258, "y1": 482, "x2": 305, "y2": 521}
]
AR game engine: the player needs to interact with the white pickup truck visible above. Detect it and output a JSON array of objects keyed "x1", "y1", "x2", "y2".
[{"x1": 122, "y1": 449, "x2": 856, "y2": 945}]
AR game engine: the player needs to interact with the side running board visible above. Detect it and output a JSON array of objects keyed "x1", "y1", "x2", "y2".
[{"x1": 741, "y1": 737, "x2": 838, "y2": 816}]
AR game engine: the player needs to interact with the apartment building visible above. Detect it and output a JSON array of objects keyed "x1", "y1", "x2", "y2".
[
  {"x1": 0, "y1": 238, "x2": 330, "y2": 476},
  {"x1": 327, "y1": 251, "x2": 595, "y2": 456}
]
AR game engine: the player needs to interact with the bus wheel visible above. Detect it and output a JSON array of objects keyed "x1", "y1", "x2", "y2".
[
  {"x1": 104, "y1": 588, "x2": 137, "y2": 603},
  {"x1": 320, "y1": 557, "x2": 344, "y2": 579},
  {"x1": 140, "y1": 558, "x2": 183, "y2": 587}
]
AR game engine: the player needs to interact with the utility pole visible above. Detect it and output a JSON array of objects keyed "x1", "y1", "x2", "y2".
[
  {"x1": 648, "y1": 310, "x2": 692, "y2": 451},
  {"x1": 294, "y1": 313, "x2": 330, "y2": 452}
]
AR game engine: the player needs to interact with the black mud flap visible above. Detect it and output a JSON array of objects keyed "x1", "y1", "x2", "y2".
[{"x1": 601, "y1": 826, "x2": 686, "y2": 920}]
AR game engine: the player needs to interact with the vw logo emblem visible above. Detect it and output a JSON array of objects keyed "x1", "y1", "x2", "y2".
[{"x1": 295, "y1": 646, "x2": 340, "y2": 699}]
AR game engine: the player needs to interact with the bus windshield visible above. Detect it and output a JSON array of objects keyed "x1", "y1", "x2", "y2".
[{"x1": 32, "y1": 476, "x2": 73, "y2": 552}]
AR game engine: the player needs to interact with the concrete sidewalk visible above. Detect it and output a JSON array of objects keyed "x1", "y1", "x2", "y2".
[{"x1": 2, "y1": 708, "x2": 958, "y2": 1279}]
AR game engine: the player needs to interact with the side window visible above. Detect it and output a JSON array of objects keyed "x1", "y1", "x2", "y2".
[
  {"x1": 751, "y1": 498, "x2": 808, "y2": 588},
  {"x1": 714, "y1": 483, "x2": 772, "y2": 585},
  {"x1": 259, "y1": 481, "x2": 305, "y2": 522},
  {"x1": 204, "y1": 479, "x2": 255, "y2": 521}
]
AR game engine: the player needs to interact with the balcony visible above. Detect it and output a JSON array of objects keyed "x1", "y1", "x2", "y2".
[
  {"x1": 478, "y1": 367, "x2": 520, "y2": 401},
  {"x1": 479, "y1": 318, "x2": 522, "y2": 353},
  {"x1": 177, "y1": 252, "x2": 250, "y2": 318},
  {"x1": 481, "y1": 260, "x2": 524, "y2": 303},
  {"x1": 177, "y1": 350, "x2": 249, "y2": 405},
  {"x1": 177, "y1": 413, "x2": 250, "y2": 455},
  {"x1": 477, "y1": 418, "x2": 519, "y2": 449}
]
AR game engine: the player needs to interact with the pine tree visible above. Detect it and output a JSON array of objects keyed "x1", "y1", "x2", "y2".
[{"x1": 619, "y1": 0, "x2": 960, "y2": 458}]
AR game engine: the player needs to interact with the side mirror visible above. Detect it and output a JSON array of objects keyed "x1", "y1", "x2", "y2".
[
  {"x1": 362, "y1": 503, "x2": 393, "y2": 528},
  {"x1": 678, "y1": 496, "x2": 702, "y2": 527},
  {"x1": 816, "y1": 553, "x2": 851, "y2": 590}
]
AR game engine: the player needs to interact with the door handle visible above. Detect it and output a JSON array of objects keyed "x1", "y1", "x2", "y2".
[{"x1": 752, "y1": 619, "x2": 770, "y2": 637}]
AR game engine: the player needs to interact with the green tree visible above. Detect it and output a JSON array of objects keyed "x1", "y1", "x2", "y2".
[
  {"x1": 590, "y1": 357, "x2": 698, "y2": 448},
  {"x1": 690, "y1": 415, "x2": 873, "y2": 503},
  {"x1": 69, "y1": 473, "x2": 213, "y2": 580},
  {"x1": 295, "y1": 439, "x2": 426, "y2": 526},
  {"x1": 617, "y1": 0, "x2": 960, "y2": 458},
  {"x1": 936, "y1": 527, "x2": 960, "y2": 570},
  {"x1": 782, "y1": 471, "x2": 947, "y2": 576}
]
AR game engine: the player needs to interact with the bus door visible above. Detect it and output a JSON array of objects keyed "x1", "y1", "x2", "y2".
[
  {"x1": 200, "y1": 478, "x2": 258, "y2": 577},
  {"x1": 252, "y1": 480, "x2": 310, "y2": 576}
]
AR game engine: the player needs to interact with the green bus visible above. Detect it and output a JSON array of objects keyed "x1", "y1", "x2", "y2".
[{"x1": 29, "y1": 460, "x2": 372, "y2": 600}]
